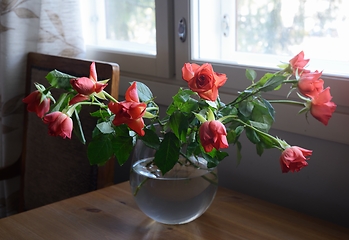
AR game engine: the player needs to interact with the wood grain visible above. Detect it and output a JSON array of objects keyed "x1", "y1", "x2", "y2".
[{"x1": 1, "y1": 181, "x2": 348, "y2": 240}]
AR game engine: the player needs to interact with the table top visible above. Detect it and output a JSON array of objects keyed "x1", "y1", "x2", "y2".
[{"x1": 1, "y1": 181, "x2": 348, "y2": 240}]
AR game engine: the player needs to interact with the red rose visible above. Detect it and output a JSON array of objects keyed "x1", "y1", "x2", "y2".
[
  {"x1": 43, "y1": 111, "x2": 73, "y2": 139},
  {"x1": 22, "y1": 90, "x2": 50, "y2": 118},
  {"x1": 70, "y1": 62, "x2": 108, "y2": 105},
  {"x1": 199, "y1": 120, "x2": 229, "y2": 152},
  {"x1": 108, "y1": 82, "x2": 146, "y2": 136},
  {"x1": 310, "y1": 87, "x2": 337, "y2": 126},
  {"x1": 182, "y1": 63, "x2": 227, "y2": 101},
  {"x1": 298, "y1": 71, "x2": 324, "y2": 98},
  {"x1": 289, "y1": 51, "x2": 310, "y2": 75},
  {"x1": 280, "y1": 146, "x2": 312, "y2": 173}
]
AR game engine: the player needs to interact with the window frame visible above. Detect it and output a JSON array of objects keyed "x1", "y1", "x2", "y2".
[{"x1": 84, "y1": 0, "x2": 175, "y2": 78}]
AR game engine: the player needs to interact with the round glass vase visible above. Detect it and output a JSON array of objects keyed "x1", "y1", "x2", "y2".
[{"x1": 129, "y1": 140, "x2": 218, "y2": 225}]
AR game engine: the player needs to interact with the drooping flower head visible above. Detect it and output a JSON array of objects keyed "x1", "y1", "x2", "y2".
[
  {"x1": 108, "y1": 82, "x2": 146, "y2": 136},
  {"x1": 289, "y1": 51, "x2": 310, "y2": 75},
  {"x1": 309, "y1": 87, "x2": 337, "y2": 126},
  {"x1": 297, "y1": 70, "x2": 324, "y2": 98},
  {"x1": 70, "y1": 62, "x2": 108, "y2": 105},
  {"x1": 23, "y1": 90, "x2": 51, "y2": 118},
  {"x1": 182, "y1": 63, "x2": 227, "y2": 101},
  {"x1": 280, "y1": 146, "x2": 312, "y2": 173},
  {"x1": 199, "y1": 120, "x2": 229, "y2": 152},
  {"x1": 43, "y1": 111, "x2": 73, "y2": 139}
]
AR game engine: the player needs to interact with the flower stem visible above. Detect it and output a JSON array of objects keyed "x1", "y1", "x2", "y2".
[
  {"x1": 102, "y1": 90, "x2": 118, "y2": 103},
  {"x1": 232, "y1": 118, "x2": 286, "y2": 150},
  {"x1": 133, "y1": 176, "x2": 149, "y2": 196},
  {"x1": 267, "y1": 99, "x2": 305, "y2": 106}
]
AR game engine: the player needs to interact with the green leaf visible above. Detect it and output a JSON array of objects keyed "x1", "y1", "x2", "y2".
[
  {"x1": 202, "y1": 152, "x2": 220, "y2": 168},
  {"x1": 250, "y1": 121, "x2": 269, "y2": 132},
  {"x1": 245, "y1": 69, "x2": 257, "y2": 82},
  {"x1": 96, "y1": 121, "x2": 114, "y2": 134},
  {"x1": 154, "y1": 132, "x2": 180, "y2": 175},
  {"x1": 261, "y1": 98, "x2": 275, "y2": 121},
  {"x1": 245, "y1": 127, "x2": 260, "y2": 144},
  {"x1": 256, "y1": 142, "x2": 264, "y2": 156},
  {"x1": 239, "y1": 100, "x2": 254, "y2": 117},
  {"x1": 135, "y1": 81, "x2": 153, "y2": 102},
  {"x1": 140, "y1": 127, "x2": 161, "y2": 150},
  {"x1": 87, "y1": 134, "x2": 114, "y2": 166},
  {"x1": 46, "y1": 70, "x2": 76, "y2": 90},
  {"x1": 166, "y1": 89, "x2": 197, "y2": 115},
  {"x1": 256, "y1": 73, "x2": 274, "y2": 87},
  {"x1": 50, "y1": 92, "x2": 70, "y2": 112},
  {"x1": 260, "y1": 75, "x2": 286, "y2": 92},
  {"x1": 169, "y1": 111, "x2": 189, "y2": 142},
  {"x1": 91, "y1": 109, "x2": 109, "y2": 118},
  {"x1": 112, "y1": 135, "x2": 134, "y2": 165},
  {"x1": 218, "y1": 105, "x2": 237, "y2": 119}
]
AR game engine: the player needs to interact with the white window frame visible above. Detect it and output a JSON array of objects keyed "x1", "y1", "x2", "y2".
[{"x1": 84, "y1": 0, "x2": 175, "y2": 78}]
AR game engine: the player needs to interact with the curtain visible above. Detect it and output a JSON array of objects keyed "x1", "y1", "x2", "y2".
[{"x1": 0, "y1": 0, "x2": 84, "y2": 218}]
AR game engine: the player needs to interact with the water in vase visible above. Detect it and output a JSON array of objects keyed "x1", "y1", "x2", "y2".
[{"x1": 130, "y1": 157, "x2": 218, "y2": 225}]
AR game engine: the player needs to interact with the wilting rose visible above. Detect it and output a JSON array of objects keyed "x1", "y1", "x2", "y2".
[
  {"x1": 199, "y1": 120, "x2": 229, "y2": 152},
  {"x1": 22, "y1": 90, "x2": 50, "y2": 118},
  {"x1": 310, "y1": 87, "x2": 337, "y2": 126},
  {"x1": 108, "y1": 82, "x2": 146, "y2": 136},
  {"x1": 289, "y1": 51, "x2": 310, "y2": 75},
  {"x1": 280, "y1": 146, "x2": 312, "y2": 173},
  {"x1": 43, "y1": 111, "x2": 73, "y2": 139},
  {"x1": 298, "y1": 71, "x2": 324, "y2": 98},
  {"x1": 70, "y1": 62, "x2": 108, "y2": 105},
  {"x1": 182, "y1": 63, "x2": 227, "y2": 101}
]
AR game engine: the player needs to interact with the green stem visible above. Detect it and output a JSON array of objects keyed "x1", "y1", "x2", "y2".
[
  {"x1": 102, "y1": 90, "x2": 118, "y2": 103},
  {"x1": 267, "y1": 99, "x2": 305, "y2": 106},
  {"x1": 227, "y1": 88, "x2": 261, "y2": 107},
  {"x1": 232, "y1": 118, "x2": 286, "y2": 150},
  {"x1": 66, "y1": 101, "x2": 106, "y2": 116},
  {"x1": 283, "y1": 79, "x2": 298, "y2": 84},
  {"x1": 133, "y1": 176, "x2": 149, "y2": 196}
]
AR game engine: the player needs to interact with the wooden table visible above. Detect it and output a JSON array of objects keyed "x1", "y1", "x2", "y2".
[{"x1": 0, "y1": 182, "x2": 348, "y2": 240}]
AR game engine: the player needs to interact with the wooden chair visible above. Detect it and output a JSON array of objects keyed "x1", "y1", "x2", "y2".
[{"x1": 19, "y1": 52, "x2": 121, "y2": 211}]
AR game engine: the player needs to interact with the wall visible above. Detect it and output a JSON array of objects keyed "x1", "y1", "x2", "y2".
[{"x1": 218, "y1": 128, "x2": 349, "y2": 228}]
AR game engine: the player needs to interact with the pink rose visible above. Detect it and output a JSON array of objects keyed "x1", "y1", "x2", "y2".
[
  {"x1": 280, "y1": 146, "x2": 312, "y2": 173},
  {"x1": 108, "y1": 82, "x2": 146, "y2": 136},
  {"x1": 70, "y1": 62, "x2": 108, "y2": 105},
  {"x1": 23, "y1": 90, "x2": 50, "y2": 118},
  {"x1": 298, "y1": 71, "x2": 324, "y2": 98},
  {"x1": 310, "y1": 87, "x2": 337, "y2": 126},
  {"x1": 199, "y1": 120, "x2": 229, "y2": 152},
  {"x1": 289, "y1": 51, "x2": 310, "y2": 75},
  {"x1": 43, "y1": 111, "x2": 73, "y2": 139},
  {"x1": 182, "y1": 63, "x2": 227, "y2": 101}
]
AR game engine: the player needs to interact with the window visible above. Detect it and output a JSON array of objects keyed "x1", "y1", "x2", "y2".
[
  {"x1": 80, "y1": 0, "x2": 174, "y2": 78},
  {"x1": 188, "y1": 0, "x2": 348, "y2": 114},
  {"x1": 82, "y1": 0, "x2": 156, "y2": 55},
  {"x1": 81, "y1": 0, "x2": 348, "y2": 144}
]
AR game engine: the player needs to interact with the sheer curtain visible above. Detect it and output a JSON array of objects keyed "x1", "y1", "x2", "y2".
[{"x1": 0, "y1": 0, "x2": 84, "y2": 218}]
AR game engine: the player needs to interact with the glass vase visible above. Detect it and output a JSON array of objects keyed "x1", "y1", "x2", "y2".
[{"x1": 129, "y1": 139, "x2": 218, "y2": 225}]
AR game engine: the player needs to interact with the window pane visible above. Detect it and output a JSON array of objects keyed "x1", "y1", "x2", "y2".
[
  {"x1": 82, "y1": 0, "x2": 156, "y2": 55},
  {"x1": 192, "y1": 0, "x2": 349, "y2": 76}
]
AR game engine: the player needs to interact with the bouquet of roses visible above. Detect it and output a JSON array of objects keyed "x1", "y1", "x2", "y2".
[{"x1": 23, "y1": 51, "x2": 336, "y2": 175}]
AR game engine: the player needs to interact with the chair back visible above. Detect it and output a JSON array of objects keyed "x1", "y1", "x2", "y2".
[{"x1": 20, "y1": 52, "x2": 120, "y2": 211}]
